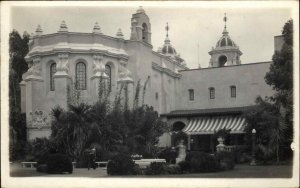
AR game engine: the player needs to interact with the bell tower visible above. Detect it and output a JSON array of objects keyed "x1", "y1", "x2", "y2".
[
  {"x1": 208, "y1": 13, "x2": 242, "y2": 67},
  {"x1": 130, "y1": 6, "x2": 152, "y2": 45}
]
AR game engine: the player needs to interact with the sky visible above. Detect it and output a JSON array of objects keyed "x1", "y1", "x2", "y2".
[{"x1": 10, "y1": 4, "x2": 292, "y2": 69}]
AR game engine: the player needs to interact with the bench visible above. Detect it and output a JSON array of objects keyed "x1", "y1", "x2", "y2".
[
  {"x1": 95, "y1": 161, "x2": 108, "y2": 168},
  {"x1": 70, "y1": 161, "x2": 107, "y2": 168},
  {"x1": 133, "y1": 159, "x2": 166, "y2": 169},
  {"x1": 21, "y1": 162, "x2": 37, "y2": 168}
]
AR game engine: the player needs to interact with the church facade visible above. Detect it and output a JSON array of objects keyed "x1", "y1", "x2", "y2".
[{"x1": 21, "y1": 7, "x2": 279, "y2": 149}]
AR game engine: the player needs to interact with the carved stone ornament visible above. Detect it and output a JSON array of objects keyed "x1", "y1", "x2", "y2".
[
  {"x1": 29, "y1": 109, "x2": 49, "y2": 129},
  {"x1": 118, "y1": 62, "x2": 133, "y2": 83},
  {"x1": 27, "y1": 57, "x2": 42, "y2": 75},
  {"x1": 57, "y1": 53, "x2": 69, "y2": 73},
  {"x1": 92, "y1": 54, "x2": 108, "y2": 78}
]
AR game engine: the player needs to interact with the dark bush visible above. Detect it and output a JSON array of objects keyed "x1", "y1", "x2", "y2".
[
  {"x1": 157, "y1": 147, "x2": 178, "y2": 164},
  {"x1": 145, "y1": 162, "x2": 167, "y2": 175},
  {"x1": 185, "y1": 151, "x2": 220, "y2": 173},
  {"x1": 36, "y1": 164, "x2": 48, "y2": 173},
  {"x1": 107, "y1": 153, "x2": 137, "y2": 175},
  {"x1": 164, "y1": 164, "x2": 181, "y2": 175},
  {"x1": 178, "y1": 161, "x2": 191, "y2": 173},
  {"x1": 25, "y1": 137, "x2": 53, "y2": 164},
  {"x1": 46, "y1": 153, "x2": 73, "y2": 174},
  {"x1": 215, "y1": 151, "x2": 235, "y2": 170},
  {"x1": 75, "y1": 158, "x2": 88, "y2": 168},
  {"x1": 233, "y1": 146, "x2": 251, "y2": 163}
]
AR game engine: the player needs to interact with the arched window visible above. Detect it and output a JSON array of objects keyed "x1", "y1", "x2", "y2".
[
  {"x1": 230, "y1": 86, "x2": 236, "y2": 98},
  {"x1": 76, "y1": 62, "x2": 86, "y2": 90},
  {"x1": 142, "y1": 23, "x2": 148, "y2": 41},
  {"x1": 209, "y1": 87, "x2": 215, "y2": 99},
  {"x1": 218, "y1": 55, "x2": 227, "y2": 67},
  {"x1": 172, "y1": 121, "x2": 186, "y2": 132},
  {"x1": 105, "y1": 64, "x2": 111, "y2": 91},
  {"x1": 50, "y1": 63, "x2": 56, "y2": 91}
]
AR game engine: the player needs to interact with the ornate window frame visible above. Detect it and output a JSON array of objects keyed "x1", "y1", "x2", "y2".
[
  {"x1": 50, "y1": 63, "x2": 56, "y2": 91},
  {"x1": 75, "y1": 62, "x2": 87, "y2": 90}
]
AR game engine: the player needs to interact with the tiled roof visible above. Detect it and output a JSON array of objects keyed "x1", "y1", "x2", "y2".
[{"x1": 161, "y1": 106, "x2": 257, "y2": 118}]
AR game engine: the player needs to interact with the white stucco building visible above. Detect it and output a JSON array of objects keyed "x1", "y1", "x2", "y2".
[{"x1": 21, "y1": 7, "x2": 280, "y2": 150}]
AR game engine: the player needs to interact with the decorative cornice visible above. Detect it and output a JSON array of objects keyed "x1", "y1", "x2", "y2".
[
  {"x1": 152, "y1": 62, "x2": 182, "y2": 78},
  {"x1": 209, "y1": 46, "x2": 242, "y2": 55},
  {"x1": 152, "y1": 51, "x2": 188, "y2": 70},
  {"x1": 27, "y1": 48, "x2": 129, "y2": 62}
]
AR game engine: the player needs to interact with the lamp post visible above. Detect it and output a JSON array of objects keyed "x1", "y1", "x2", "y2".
[{"x1": 250, "y1": 128, "x2": 256, "y2": 166}]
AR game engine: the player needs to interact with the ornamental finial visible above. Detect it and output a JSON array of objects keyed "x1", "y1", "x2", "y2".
[
  {"x1": 222, "y1": 12, "x2": 229, "y2": 35},
  {"x1": 116, "y1": 28, "x2": 124, "y2": 39},
  {"x1": 165, "y1": 22, "x2": 169, "y2": 38},
  {"x1": 93, "y1": 22, "x2": 102, "y2": 34},
  {"x1": 59, "y1": 20, "x2": 68, "y2": 32},
  {"x1": 35, "y1": 24, "x2": 43, "y2": 35},
  {"x1": 223, "y1": 12, "x2": 227, "y2": 29}
]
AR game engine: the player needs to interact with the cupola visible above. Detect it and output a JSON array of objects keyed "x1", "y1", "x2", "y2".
[
  {"x1": 208, "y1": 13, "x2": 242, "y2": 67},
  {"x1": 158, "y1": 23, "x2": 178, "y2": 57}
]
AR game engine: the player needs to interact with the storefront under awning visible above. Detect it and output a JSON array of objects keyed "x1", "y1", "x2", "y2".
[{"x1": 183, "y1": 115, "x2": 247, "y2": 135}]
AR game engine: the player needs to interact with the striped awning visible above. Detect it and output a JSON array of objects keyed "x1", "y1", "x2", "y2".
[{"x1": 183, "y1": 116, "x2": 247, "y2": 135}]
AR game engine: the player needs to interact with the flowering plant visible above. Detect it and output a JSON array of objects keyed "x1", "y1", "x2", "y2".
[{"x1": 131, "y1": 154, "x2": 143, "y2": 160}]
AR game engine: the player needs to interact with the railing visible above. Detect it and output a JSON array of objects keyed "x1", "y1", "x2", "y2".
[
  {"x1": 217, "y1": 145, "x2": 247, "y2": 152},
  {"x1": 223, "y1": 145, "x2": 236, "y2": 152}
]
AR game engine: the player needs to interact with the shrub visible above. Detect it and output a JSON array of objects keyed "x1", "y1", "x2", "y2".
[
  {"x1": 233, "y1": 146, "x2": 251, "y2": 164},
  {"x1": 107, "y1": 153, "x2": 137, "y2": 175},
  {"x1": 164, "y1": 164, "x2": 181, "y2": 175},
  {"x1": 36, "y1": 164, "x2": 48, "y2": 173},
  {"x1": 25, "y1": 137, "x2": 53, "y2": 164},
  {"x1": 75, "y1": 158, "x2": 88, "y2": 168},
  {"x1": 157, "y1": 147, "x2": 178, "y2": 164},
  {"x1": 145, "y1": 162, "x2": 167, "y2": 175},
  {"x1": 178, "y1": 161, "x2": 191, "y2": 173},
  {"x1": 46, "y1": 153, "x2": 73, "y2": 174},
  {"x1": 215, "y1": 151, "x2": 235, "y2": 170},
  {"x1": 185, "y1": 151, "x2": 220, "y2": 173}
]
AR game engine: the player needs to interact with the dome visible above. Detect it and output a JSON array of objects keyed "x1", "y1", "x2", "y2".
[
  {"x1": 216, "y1": 29, "x2": 237, "y2": 48},
  {"x1": 158, "y1": 23, "x2": 178, "y2": 56},
  {"x1": 161, "y1": 43, "x2": 177, "y2": 55}
]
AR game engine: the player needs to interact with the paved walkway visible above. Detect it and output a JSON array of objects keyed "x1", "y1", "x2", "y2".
[{"x1": 10, "y1": 163, "x2": 292, "y2": 178}]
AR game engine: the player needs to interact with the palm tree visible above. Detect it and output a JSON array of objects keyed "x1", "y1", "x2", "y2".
[
  {"x1": 244, "y1": 96, "x2": 289, "y2": 163},
  {"x1": 50, "y1": 103, "x2": 92, "y2": 161}
]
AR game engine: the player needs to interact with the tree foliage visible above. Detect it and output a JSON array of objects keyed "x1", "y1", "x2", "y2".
[
  {"x1": 49, "y1": 79, "x2": 167, "y2": 162},
  {"x1": 9, "y1": 30, "x2": 30, "y2": 161},
  {"x1": 244, "y1": 19, "x2": 293, "y2": 163}
]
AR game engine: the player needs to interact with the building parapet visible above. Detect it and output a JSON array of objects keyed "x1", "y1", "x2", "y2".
[
  {"x1": 152, "y1": 62, "x2": 182, "y2": 78},
  {"x1": 179, "y1": 61, "x2": 272, "y2": 72}
]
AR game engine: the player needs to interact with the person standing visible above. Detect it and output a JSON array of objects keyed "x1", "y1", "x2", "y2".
[{"x1": 87, "y1": 147, "x2": 96, "y2": 170}]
